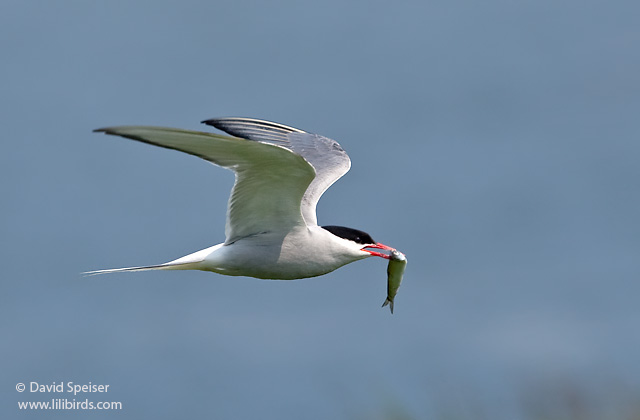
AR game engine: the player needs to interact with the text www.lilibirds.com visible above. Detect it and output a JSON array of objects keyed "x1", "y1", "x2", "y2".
[{"x1": 16, "y1": 381, "x2": 122, "y2": 411}]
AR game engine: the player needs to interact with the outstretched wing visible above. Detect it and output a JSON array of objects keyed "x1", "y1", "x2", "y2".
[
  {"x1": 203, "y1": 118, "x2": 351, "y2": 226},
  {"x1": 94, "y1": 126, "x2": 315, "y2": 243}
]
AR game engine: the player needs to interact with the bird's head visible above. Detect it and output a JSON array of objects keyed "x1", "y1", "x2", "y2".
[{"x1": 321, "y1": 225, "x2": 394, "y2": 259}]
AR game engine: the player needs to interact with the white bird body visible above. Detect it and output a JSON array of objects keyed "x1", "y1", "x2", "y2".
[
  {"x1": 88, "y1": 226, "x2": 371, "y2": 280},
  {"x1": 86, "y1": 118, "x2": 399, "y2": 289},
  {"x1": 200, "y1": 226, "x2": 370, "y2": 279}
]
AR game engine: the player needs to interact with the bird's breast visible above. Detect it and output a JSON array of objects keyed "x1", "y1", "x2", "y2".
[{"x1": 201, "y1": 227, "x2": 365, "y2": 280}]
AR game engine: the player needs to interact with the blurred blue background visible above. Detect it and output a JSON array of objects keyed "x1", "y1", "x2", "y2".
[{"x1": 2, "y1": 0, "x2": 639, "y2": 418}]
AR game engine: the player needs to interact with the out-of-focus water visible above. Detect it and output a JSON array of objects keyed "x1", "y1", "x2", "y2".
[{"x1": 2, "y1": 1, "x2": 639, "y2": 418}]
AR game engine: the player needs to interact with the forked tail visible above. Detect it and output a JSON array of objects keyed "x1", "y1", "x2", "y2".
[
  {"x1": 382, "y1": 298, "x2": 395, "y2": 314},
  {"x1": 82, "y1": 244, "x2": 221, "y2": 277},
  {"x1": 82, "y1": 261, "x2": 200, "y2": 277}
]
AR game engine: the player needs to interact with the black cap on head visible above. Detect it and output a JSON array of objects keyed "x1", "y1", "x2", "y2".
[{"x1": 322, "y1": 225, "x2": 376, "y2": 245}]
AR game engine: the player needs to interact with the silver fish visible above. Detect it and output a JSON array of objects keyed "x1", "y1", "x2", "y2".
[{"x1": 382, "y1": 250, "x2": 407, "y2": 314}]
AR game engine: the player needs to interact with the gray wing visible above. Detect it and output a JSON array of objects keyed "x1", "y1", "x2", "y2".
[
  {"x1": 203, "y1": 118, "x2": 351, "y2": 226},
  {"x1": 94, "y1": 126, "x2": 315, "y2": 243}
]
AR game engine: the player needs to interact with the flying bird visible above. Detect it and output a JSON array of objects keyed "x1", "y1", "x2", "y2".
[{"x1": 86, "y1": 118, "x2": 405, "y2": 309}]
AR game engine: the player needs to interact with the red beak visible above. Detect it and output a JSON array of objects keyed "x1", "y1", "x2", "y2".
[{"x1": 362, "y1": 243, "x2": 395, "y2": 259}]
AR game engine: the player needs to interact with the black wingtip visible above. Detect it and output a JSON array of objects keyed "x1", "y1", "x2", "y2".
[
  {"x1": 201, "y1": 119, "x2": 218, "y2": 127},
  {"x1": 202, "y1": 118, "x2": 234, "y2": 133},
  {"x1": 93, "y1": 128, "x2": 107, "y2": 133}
]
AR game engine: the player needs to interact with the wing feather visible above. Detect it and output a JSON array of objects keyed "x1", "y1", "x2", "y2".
[
  {"x1": 203, "y1": 118, "x2": 351, "y2": 225},
  {"x1": 94, "y1": 126, "x2": 315, "y2": 242}
]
